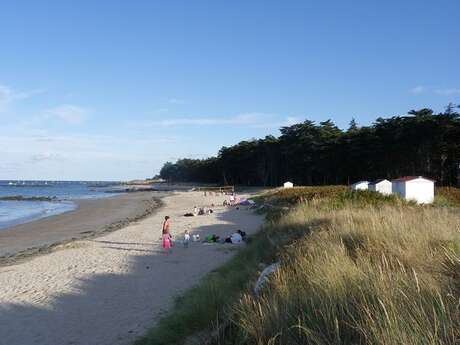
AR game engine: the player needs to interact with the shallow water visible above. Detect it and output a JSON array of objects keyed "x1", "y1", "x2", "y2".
[
  {"x1": 0, "y1": 180, "x2": 121, "y2": 230},
  {"x1": 0, "y1": 200, "x2": 77, "y2": 229}
]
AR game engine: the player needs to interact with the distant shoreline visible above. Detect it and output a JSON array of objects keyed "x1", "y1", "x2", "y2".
[{"x1": 0, "y1": 191, "x2": 165, "y2": 266}]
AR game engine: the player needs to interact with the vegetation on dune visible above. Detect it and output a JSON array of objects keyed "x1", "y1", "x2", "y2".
[
  {"x1": 137, "y1": 189, "x2": 460, "y2": 345},
  {"x1": 255, "y1": 186, "x2": 348, "y2": 206},
  {"x1": 255, "y1": 186, "x2": 410, "y2": 208},
  {"x1": 228, "y1": 202, "x2": 460, "y2": 344},
  {"x1": 436, "y1": 187, "x2": 460, "y2": 206},
  {"x1": 160, "y1": 106, "x2": 460, "y2": 187}
]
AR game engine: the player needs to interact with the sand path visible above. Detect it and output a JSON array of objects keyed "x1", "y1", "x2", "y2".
[{"x1": 0, "y1": 191, "x2": 263, "y2": 345}]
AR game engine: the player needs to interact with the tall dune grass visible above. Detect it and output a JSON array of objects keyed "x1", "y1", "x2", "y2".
[
  {"x1": 436, "y1": 187, "x2": 460, "y2": 207},
  {"x1": 231, "y1": 201, "x2": 460, "y2": 344},
  {"x1": 257, "y1": 186, "x2": 409, "y2": 208}
]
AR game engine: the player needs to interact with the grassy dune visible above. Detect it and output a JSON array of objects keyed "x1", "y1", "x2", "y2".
[
  {"x1": 137, "y1": 186, "x2": 460, "y2": 345},
  {"x1": 230, "y1": 193, "x2": 460, "y2": 344}
]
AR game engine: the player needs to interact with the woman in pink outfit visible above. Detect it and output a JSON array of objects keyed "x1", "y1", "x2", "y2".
[{"x1": 162, "y1": 216, "x2": 172, "y2": 253}]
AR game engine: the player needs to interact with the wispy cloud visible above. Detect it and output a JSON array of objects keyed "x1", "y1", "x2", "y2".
[
  {"x1": 45, "y1": 104, "x2": 89, "y2": 124},
  {"x1": 410, "y1": 85, "x2": 427, "y2": 94},
  {"x1": 0, "y1": 85, "x2": 14, "y2": 104},
  {"x1": 238, "y1": 115, "x2": 304, "y2": 129},
  {"x1": 0, "y1": 161, "x2": 24, "y2": 174},
  {"x1": 130, "y1": 112, "x2": 303, "y2": 130},
  {"x1": 285, "y1": 116, "x2": 303, "y2": 126},
  {"x1": 167, "y1": 98, "x2": 185, "y2": 104},
  {"x1": 0, "y1": 84, "x2": 45, "y2": 110},
  {"x1": 30, "y1": 152, "x2": 65, "y2": 163},
  {"x1": 13, "y1": 88, "x2": 46, "y2": 100},
  {"x1": 135, "y1": 112, "x2": 275, "y2": 128},
  {"x1": 410, "y1": 85, "x2": 460, "y2": 96},
  {"x1": 434, "y1": 88, "x2": 460, "y2": 96}
]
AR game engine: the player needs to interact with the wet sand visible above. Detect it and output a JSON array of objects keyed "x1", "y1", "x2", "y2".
[{"x1": 0, "y1": 192, "x2": 162, "y2": 261}]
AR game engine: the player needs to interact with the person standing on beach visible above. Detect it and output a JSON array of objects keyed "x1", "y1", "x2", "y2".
[{"x1": 162, "y1": 216, "x2": 172, "y2": 253}]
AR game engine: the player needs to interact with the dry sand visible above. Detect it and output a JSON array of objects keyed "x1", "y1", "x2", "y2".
[{"x1": 0, "y1": 191, "x2": 263, "y2": 345}]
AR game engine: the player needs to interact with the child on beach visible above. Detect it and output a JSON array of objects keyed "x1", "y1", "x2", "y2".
[
  {"x1": 162, "y1": 216, "x2": 172, "y2": 253},
  {"x1": 183, "y1": 230, "x2": 190, "y2": 248}
]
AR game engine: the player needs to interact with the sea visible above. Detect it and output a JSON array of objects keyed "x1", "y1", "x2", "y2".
[{"x1": 0, "y1": 180, "x2": 122, "y2": 230}]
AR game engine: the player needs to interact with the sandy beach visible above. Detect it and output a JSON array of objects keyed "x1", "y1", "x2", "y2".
[
  {"x1": 0, "y1": 192, "x2": 162, "y2": 262},
  {"x1": 0, "y1": 191, "x2": 263, "y2": 345}
]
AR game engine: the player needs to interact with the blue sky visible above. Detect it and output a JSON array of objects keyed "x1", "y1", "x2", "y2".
[{"x1": 0, "y1": 0, "x2": 459, "y2": 180}]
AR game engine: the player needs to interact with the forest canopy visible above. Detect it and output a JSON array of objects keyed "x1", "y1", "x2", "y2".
[{"x1": 159, "y1": 105, "x2": 460, "y2": 186}]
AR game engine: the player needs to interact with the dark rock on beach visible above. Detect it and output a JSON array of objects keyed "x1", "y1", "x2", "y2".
[
  {"x1": 0, "y1": 195, "x2": 58, "y2": 202},
  {"x1": 105, "y1": 187, "x2": 159, "y2": 193}
]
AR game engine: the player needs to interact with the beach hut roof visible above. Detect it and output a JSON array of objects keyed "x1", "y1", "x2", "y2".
[
  {"x1": 369, "y1": 179, "x2": 390, "y2": 185},
  {"x1": 392, "y1": 176, "x2": 436, "y2": 183}
]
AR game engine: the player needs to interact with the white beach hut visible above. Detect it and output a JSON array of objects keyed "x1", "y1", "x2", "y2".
[
  {"x1": 283, "y1": 181, "x2": 294, "y2": 189},
  {"x1": 351, "y1": 181, "x2": 370, "y2": 191},
  {"x1": 391, "y1": 176, "x2": 435, "y2": 204},
  {"x1": 369, "y1": 179, "x2": 392, "y2": 195}
]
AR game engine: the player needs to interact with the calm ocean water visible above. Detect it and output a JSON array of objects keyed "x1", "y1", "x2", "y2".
[{"x1": 0, "y1": 180, "x2": 122, "y2": 229}]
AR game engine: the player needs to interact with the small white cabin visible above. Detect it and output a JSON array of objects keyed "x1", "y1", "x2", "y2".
[
  {"x1": 369, "y1": 179, "x2": 392, "y2": 195},
  {"x1": 283, "y1": 181, "x2": 294, "y2": 189},
  {"x1": 351, "y1": 181, "x2": 370, "y2": 191},
  {"x1": 391, "y1": 176, "x2": 435, "y2": 204}
]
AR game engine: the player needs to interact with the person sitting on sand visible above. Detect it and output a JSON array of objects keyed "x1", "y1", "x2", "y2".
[
  {"x1": 204, "y1": 234, "x2": 220, "y2": 243},
  {"x1": 162, "y1": 216, "x2": 172, "y2": 253},
  {"x1": 224, "y1": 230, "x2": 245, "y2": 244}
]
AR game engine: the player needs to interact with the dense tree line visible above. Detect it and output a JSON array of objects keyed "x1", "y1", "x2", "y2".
[{"x1": 159, "y1": 105, "x2": 460, "y2": 186}]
